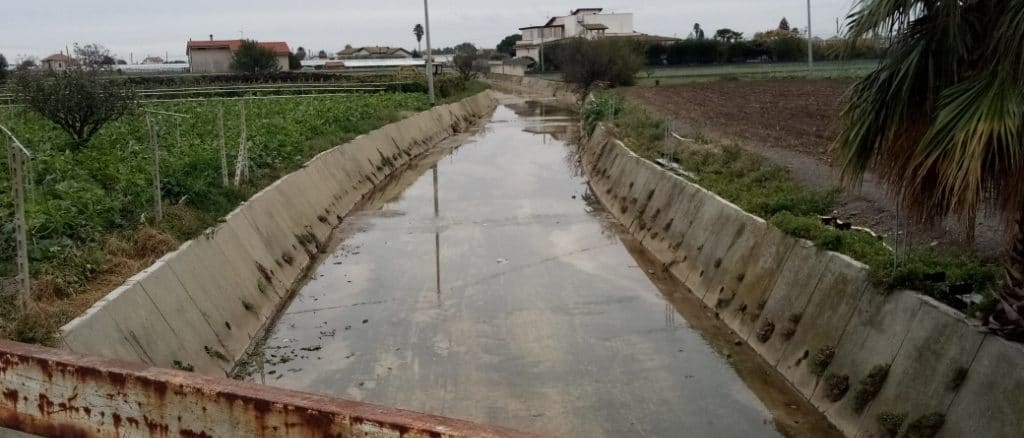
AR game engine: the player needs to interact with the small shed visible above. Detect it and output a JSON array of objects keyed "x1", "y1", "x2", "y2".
[{"x1": 40, "y1": 53, "x2": 77, "y2": 71}]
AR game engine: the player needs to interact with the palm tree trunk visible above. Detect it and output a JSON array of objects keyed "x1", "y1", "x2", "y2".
[{"x1": 988, "y1": 210, "x2": 1024, "y2": 341}]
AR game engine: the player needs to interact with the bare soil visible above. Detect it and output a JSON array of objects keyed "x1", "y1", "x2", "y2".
[{"x1": 622, "y1": 79, "x2": 1005, "y2": 258}]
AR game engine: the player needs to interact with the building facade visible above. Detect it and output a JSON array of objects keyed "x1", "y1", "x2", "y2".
[
  {"x1": 186, "y1": 38, "x2": 290, "y2": 73},
  {"x1": 40, "y1": 53, "x2": 77, "y2": 71},
  {"x1": 336, "y1": 46, "x2": 413, "y2": 59},
  {"x1": 515, "y1": 8, "x2": 635, "y2": 60}
]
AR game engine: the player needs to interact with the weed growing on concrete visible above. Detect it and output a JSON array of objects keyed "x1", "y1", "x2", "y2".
[
  {"x1": 756, "y1": 320, "x2": 775, "y2": 343},
  {"x1": 824, "y1": 372, "x2": 850, "y2": 402},
  {"x1": 604, "y1": 100, "x2": 1002, "y2": 316},
  {"x1": 852, "y1": 364, "x2": 891, "y2": 413},
  {"x1": 770, "y1": 212, "x2": 1000, "y2": 315},
  {"x1": 780, "y1": 312, "x2": 802, "y2": 341},
  {"x1": 172, "y1": 360, "x2": 195, "y2": 372},
  {"x1": 581, "y1": 94, "x2": 625, "y2": 135},
  {"x1": 876, "y1": 411, "x2": 907, "y2": 437},
  {"x1": 903, "y1": 413, "x2": 945, "y2": 438},
  {"x1": 204, "y1": 346, "x2": 230, "y2": 362},
  {"x1": 947, "y1": 366, "x2": 969, "y2": 391},
  {"x1": 810, "y1": 345, "x2": 836, "y2": 376}
]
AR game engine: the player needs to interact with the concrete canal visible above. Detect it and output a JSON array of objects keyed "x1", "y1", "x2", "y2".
[{"x1": 242, "y1": 96, "x2": 837, "y2": 437}]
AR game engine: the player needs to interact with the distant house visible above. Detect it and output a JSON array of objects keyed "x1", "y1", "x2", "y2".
[
  {"x1": 186, "y1": 37, "x2": 291, "y2": 73},
  {"x1": 141, "y1": 56, "x2": 164, "y2": 65},
  {"x1": 336, "y1": 46, "x2": 412, "y2": 59},
  {"x1": 40, "y1": 53, "x2": 77, "y2": 71},
  {"x1": 515, "y1": 7, "x2": 635, "y2": 60}
]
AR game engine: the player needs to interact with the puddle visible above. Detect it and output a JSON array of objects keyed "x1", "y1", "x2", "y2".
[{"x1": 247, "y1": 100, "x2": 789, "y2": 437}]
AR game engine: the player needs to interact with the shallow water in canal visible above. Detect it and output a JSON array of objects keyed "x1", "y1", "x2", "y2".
[{"x1": 250, "y1": 100, "x2": 784, "y2": 437}]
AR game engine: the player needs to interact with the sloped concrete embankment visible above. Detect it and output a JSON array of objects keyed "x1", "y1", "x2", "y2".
[
  {"x1": 58, "y1": 92, "x2": 498, "y2": 377},
  {"x1": 580, "y1": 124, "x2": 1024, "y2": 438},
  {"x1": 485, "y1": 74, "x2": 577, "y2": 107}
]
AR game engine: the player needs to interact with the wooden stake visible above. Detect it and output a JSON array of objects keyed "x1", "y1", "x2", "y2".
[
  {"x1": 147, "y1": 115, "x2": 163, "y2": 222},
  {"x1": 234, "y1": 100, "x2": 249, "y2": 187},
  {"x1": 6, "y1": 140, "x2": 31, "y2": 310},
  {"x1": 218, "y1": 106, "x2": 228, "y2": 187}
]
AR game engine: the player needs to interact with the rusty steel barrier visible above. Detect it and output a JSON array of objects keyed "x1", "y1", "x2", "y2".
[{"x1": 0, "y1": 340, "x2": 544, "y2": 437}]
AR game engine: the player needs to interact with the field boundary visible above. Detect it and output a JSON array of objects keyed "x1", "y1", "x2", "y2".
[
  {"x1": 579, "y1": 122, "x2": 1024, "y2": 437},
  {"x1": 57, "y1": 91, "x2": 499, "y2": 377}
]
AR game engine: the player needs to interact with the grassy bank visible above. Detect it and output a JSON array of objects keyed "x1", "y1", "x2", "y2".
[
  {"x1": 0, "y1": 80, "x2": 488, "y2": 344},
  {"x1": 584, "y1": 93, "x2": 1000, "y2": 316}
]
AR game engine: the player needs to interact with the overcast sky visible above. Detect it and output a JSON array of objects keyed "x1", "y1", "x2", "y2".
[{"x1": 2, "y1": 0, "x2": 859, "y2": 62}]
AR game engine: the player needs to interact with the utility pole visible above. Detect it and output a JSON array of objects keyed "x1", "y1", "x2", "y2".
[
  {"x1": 807, "y1": 0, "x2": 814, "y2": 71},
  {"x1": 539, "y1": 34, "x2": 544, "y2": 72},
  {"x1": 423, "y1": 0, "x2": 436, "y2": 104}
]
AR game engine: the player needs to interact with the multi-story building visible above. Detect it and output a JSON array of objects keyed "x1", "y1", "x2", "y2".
[{"x1": 515, "y1": 8, "x2": 634, "y2": 60}]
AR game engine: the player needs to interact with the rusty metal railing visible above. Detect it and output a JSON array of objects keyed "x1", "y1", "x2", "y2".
[{"x1": 0, "y1": 340, "x2": 545, "y2": 437}]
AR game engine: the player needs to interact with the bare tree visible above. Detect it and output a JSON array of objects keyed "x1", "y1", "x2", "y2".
[{"x1": 74, "y1": 43, "x2": 115, "y2": 69}]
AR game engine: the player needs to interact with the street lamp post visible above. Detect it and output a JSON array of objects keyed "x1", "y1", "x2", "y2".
[{"x1": 423, "y1": 0, "x2": 436, "y2": 104}]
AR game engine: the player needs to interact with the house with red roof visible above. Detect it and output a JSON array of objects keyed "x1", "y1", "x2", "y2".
[
  {"x1": 186, "y1": 36, "x2": 291, "y2": 73},
  {"x1": 40, "y1": 53, "x2": 78, "y2": 71}
]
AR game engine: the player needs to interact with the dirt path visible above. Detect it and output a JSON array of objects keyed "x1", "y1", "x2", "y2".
[{"x1": 622, "y1": 80, "x2": 1005, "y2": 258}]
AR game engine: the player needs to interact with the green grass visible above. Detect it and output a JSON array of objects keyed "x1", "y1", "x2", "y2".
[
  {"x1": 439, "y1": 79, "x2": 489, "y2": 104},
  {"x1": 585, "y1": 93, "x2": 1001, "y2": 315}
]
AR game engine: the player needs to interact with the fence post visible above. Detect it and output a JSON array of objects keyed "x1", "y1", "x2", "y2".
[
  {"x1": 218, "y1": 106, "x2": 228, "y2": 187},
  {"x1": 235, "y1": 100, "x2": 249, "y2": 187},
  {"x1": 4, "y1": 132, "x2": 31, "y2": 311},
  {"x1": 146, "y1": 115, "x2": 163, "y2": 223}
]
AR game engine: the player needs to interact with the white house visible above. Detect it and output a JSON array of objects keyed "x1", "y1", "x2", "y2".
[
  {"x1": 515, "y1": 8, "x2": 635, "y2": 60},
  {"x1": 186, "y1": 37, "x2": 291, "y2": 73}
]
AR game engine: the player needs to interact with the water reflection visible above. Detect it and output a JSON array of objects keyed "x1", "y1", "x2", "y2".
[{"x1": 250, "y1": 100, "x2": 782, "y2": 438}]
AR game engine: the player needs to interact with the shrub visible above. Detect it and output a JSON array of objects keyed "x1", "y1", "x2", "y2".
[
  {"x1": 553, "y1": 38, "x2": 643, "y2": 95},
  {"x1": 230, "y1": 40, "x2": 281, "y2": 75},
  {"x1": 12, "y1": 69, "x2": 137, "y2": 149}
]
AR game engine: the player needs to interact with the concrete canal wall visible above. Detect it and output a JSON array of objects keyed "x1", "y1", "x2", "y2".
[
  {"x1": 485, "y1": 75, "x2": 577, "y2": 107},
  {"x1": 57, "y1": 92, "x2": 499, "y2": 377},
  {"x1": 580, "y1": 124, "x2": 1024, "y2": 438}
]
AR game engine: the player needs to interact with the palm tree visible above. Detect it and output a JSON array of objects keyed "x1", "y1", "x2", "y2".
[
  {"x1": 835, "y1": 0, "x2": 1024, "y2": 340},
  {"x1": 413, "y1": 24, "x2": 425, "y2": 54},
  {"x1": 692, "y1": 23, "x2": 705, "y2": 40}
]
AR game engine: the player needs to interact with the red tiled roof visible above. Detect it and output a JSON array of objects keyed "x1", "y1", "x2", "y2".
[
  {"x1": 42, "y1": 53, "x2": 74, "y2": 62},
  {"x1": 186, "y1": 40, "x2": 290, "y2": 55}
]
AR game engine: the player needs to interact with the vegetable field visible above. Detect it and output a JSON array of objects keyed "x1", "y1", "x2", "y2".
[{"x1": 0, "y1": 91, "x2": 432, "y2": 341}]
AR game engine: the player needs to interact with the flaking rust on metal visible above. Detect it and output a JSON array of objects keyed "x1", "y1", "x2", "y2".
[{"x1": 0, "y1": 339, "x2": 549, "y2": 437}]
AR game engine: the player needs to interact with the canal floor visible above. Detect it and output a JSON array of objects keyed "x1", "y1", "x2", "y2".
[{"x1": 248, "y1": 99, "x2": 802, "y2": 437}]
